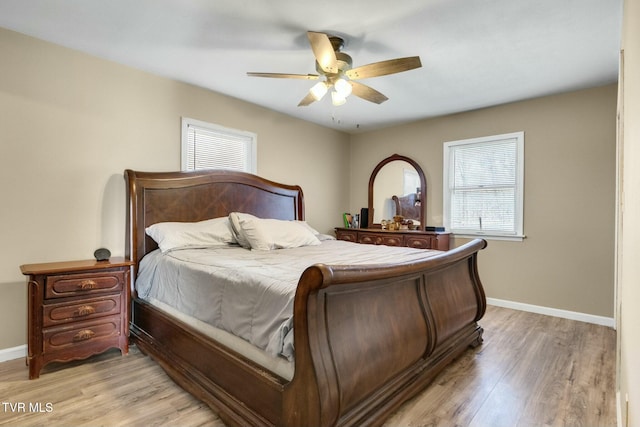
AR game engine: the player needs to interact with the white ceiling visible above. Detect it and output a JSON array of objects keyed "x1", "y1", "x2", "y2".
[{"x1": 0, "y1": 0, "x2": 623, "y2": 133}]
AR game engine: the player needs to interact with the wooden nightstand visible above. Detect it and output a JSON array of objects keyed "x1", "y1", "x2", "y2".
[{"x1": 20, "y1": 257, "x2": 133, "y2": 379}]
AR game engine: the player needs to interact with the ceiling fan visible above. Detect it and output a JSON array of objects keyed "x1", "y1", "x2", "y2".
[{"x1": 247, "y1": 31, "x2": 422, "y2": 107}]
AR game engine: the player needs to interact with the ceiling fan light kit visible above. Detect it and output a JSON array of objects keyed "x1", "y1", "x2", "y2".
[
  {"x1": 331, "y1": 90, "x2": 347, "y2": 106},
  {"x1": 334, "y1": 78, "x2": 352, "y2": 97},
  {"x1": 309, "y1": 81, "x2": 328, "y2": 101},
  {"x1": 247, "y1": 31, "x2": 422, "y2": 107}
]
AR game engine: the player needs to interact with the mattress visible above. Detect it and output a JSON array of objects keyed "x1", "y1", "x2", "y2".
[{"x1": 135, "y1": 239, "x2": 440, "y2": 361}]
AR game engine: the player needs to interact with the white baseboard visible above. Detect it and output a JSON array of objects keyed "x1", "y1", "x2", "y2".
[
  {"x1": 487, "y1": 297, "x2": 615, "y2": 328},
  {"x1": 0, "y1": 344, "x2": 26, "y2": 363},
  {"x1": 617, "y1": 391, "x2": 623, "y2": 427}
]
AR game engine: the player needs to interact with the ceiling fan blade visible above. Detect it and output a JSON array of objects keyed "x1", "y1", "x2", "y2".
[
  {"x1": 346, "y1": 56, "x2": 422, "y2": 80},
  {"x1": 350, "y1": 81, "x2": 389, "y2": 104},
  {"x1": 307, "y1": 31, "x2": 339, "y2": 74},
  {"x1": 247, "y1": 72, "x2": 319, "y2": 79},
  {"x1": 297, "y1": 92, "x2": 317, "y2": 107}
]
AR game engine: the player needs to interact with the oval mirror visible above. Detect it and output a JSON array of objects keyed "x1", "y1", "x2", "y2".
[{"x1": 368, "y1": 154, "x2": 427, "y2": 231}]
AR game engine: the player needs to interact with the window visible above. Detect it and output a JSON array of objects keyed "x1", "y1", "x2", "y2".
[
  {"x1": 403, "y1": 168, "x2": 420, "y2": 196},
  {"x1": 443, "y1": 131, "x2": 524, "y2": 240},
  {"x1": 181, "y1": 117, "x2": 257, "y2": 173}
]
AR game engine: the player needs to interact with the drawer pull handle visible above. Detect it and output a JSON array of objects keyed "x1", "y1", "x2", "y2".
[
  {"x1": 78, "y1": 280, "x2": 97, "y2": 290},
  {"x1": 73, "y1": 329, "x2": 95, "y2": 342},
  {"x1": 75, "y1": 306, "x2": 96, "y2": 317}
]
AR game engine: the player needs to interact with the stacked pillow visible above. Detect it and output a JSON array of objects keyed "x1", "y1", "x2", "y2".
[
  {"x1": 145, "y1": 217, "x2": 237, "y2": 253},
  {"x1": 146, "y1": 213, "x2": 323, "y2": 252},
  {"x1": 228, "y1": 212, "x2": 321, "y2": 250}
]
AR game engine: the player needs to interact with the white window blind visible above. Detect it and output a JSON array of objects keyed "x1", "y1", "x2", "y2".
[
  {"x1": 443, "y1": 132, "x2": 524, "y2": 240},
  {"x1": 181, "y1": 117, "x2": 256, "y2": 173}
]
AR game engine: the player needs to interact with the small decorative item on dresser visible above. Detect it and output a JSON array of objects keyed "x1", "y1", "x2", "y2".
[
  {"x1": 20, "y1": 257, "x2": 133, "y2": 379},
  {"x1": 342, "y1": 212, "x2": 353, "y2": 228},
  {"x1": 93, "y1": 247, "x2": 111, "y2": 261}
]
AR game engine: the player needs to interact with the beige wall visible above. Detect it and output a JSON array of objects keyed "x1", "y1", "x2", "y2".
[
  {"x1": 618, "y1": 1, "x2": 640, "y2": 425},
  {"x1": 0, "y1": 28, "x2": 350, "y2": 349},
  {"x1": 0, "y1": 26, "x2": 619, "y2": 354},
  {"x1": 350, "y1": 84, "x2": 617, "y2": 318}
]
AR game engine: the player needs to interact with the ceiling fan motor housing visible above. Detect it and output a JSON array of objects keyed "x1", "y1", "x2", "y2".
[
  {"x1": 316, "y1": 52, "x2": 352, "y2": 77},
  {"x1": 316, "y1": 36, "x2": 352, "y2": 79}
]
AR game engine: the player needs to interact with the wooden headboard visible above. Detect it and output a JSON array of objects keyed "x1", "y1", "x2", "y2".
[
  {"x1": 124, "y1": 169, "x2": 304, "y2": 270},
  {"x1": 392, "y1": 193, "x2": 421, "y2": 221}
]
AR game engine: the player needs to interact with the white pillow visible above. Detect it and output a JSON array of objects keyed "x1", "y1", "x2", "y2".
[
  {"x1": 296, "y1": 220, "x2": 335, "y2": 241},
  {"x1": 145, "y1": 217, "x2": 237, "y2": 253},
  {"x1": 229, "y1": 212, "x2": 321, "y2": 251},
  {"x1": 296, "y1": 220, "x2": 320, "y2": 235},
  {"x1": 228, "y1": 212, "x2": 257, "y2": 249}
]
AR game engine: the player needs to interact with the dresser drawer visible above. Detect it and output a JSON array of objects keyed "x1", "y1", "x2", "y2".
[
  {"x1": 358, "y1": 233, "x2": 380, "y2": 245},
  {"x1": 43, "y1": 296, "x2": 121, "y2": 327},
  {"x1": 45, "y1": 270, "x2": 125, "y2": 299},
  {"x1": 405, "y1": 235, "x2": 434, "y2": 249},
  {"x1": 43, "y1": 316, "x2": 121, "y2": 353},
  {"x1": 358, "y1": 233, "x2": 403, "y2": 247},
  {"x1": 335, "y1": 229, "x2": 358, "y2": 242},
  {"x1": 378, "y1": 235, "x2": 403, "y2": 247}
]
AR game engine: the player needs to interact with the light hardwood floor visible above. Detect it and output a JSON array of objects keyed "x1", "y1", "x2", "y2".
[{"x1": 0, "y1": 306, "x2": 616, "y2": 426}]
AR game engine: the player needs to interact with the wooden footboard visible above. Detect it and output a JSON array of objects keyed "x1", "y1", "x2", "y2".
[{"x1": 283, "y1": 238, "x2": 486, "y2": 427}]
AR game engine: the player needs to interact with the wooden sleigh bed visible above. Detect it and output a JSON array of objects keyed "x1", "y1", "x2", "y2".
[{"x1": 125, "y1": 169, "x2": 487, "y2": 427}]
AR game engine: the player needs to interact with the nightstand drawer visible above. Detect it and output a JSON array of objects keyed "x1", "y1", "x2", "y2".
[
  {"x1": 45, "y1": 270, "x2": 125, "y2": 299},
  {"x1": 43, "y1": 296, "x2": 121, "y2": 327},
  {"x1": 43, "y1": 316, "x2": 121, "y2": 353}
]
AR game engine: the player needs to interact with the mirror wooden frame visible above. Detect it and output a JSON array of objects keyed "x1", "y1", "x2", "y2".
[{"x1": 368, "y1": 153, "x2": 427, "y2": 231}]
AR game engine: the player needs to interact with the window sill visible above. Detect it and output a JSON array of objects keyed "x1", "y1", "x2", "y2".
[{"x1": 452, "y1": 233, "x2": 526, "y2": 242}]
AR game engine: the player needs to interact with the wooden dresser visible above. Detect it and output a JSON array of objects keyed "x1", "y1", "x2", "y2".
[
  {"x1": 335, "y1": 227, "x2": 451, "y2": 251},
  {"x1": 20, "y1": 257, "x2": 133, "y2": 379}
]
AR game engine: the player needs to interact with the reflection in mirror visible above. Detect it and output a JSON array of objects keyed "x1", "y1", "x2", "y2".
[
  {"x1": 368, "y1": 154, "x2": 427, "y2": 231},
  {"x1": 373, "y1": 161, "x2": 420, "y2": 223}
]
